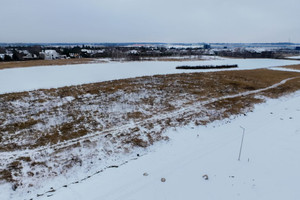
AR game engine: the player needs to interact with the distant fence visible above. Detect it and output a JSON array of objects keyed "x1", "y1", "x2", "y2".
[{"x1": 176, "y1": 64, "x2": 238, "y2": 70}]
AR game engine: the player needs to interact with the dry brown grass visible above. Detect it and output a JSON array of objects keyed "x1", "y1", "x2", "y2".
[
  {"x1": 0, "y1": 169, "x2": 13, "y2": 183},
  {"x1": 0, "y1": 58, "x2": 105, "y2": 70},
  {"x1": 279, "y1": 64, "x2": 300, "y2": 70},
  {"x1": 261, "y1": 78, "x2": 300, "y2": 98},
  {"x1": 1, "y1": 68, "x2": 300, "y2": 186},
  {"x1": 206, "y1": 95, "x2": 264, "y2": 119},
  {"x1": 1, "y1": 68, "x2": 300, "y2": 150}
]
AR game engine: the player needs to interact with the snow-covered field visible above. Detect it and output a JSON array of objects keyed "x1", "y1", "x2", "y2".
[
  {"x1": 1, "y1": 58, "x2": 300, "y2": 200},
  {"x1": 40, "y1": 92, "x2": 300, "y2": 200},
  {"x1": 0, "y1": 58, "x2": 299, "y2": 94}
]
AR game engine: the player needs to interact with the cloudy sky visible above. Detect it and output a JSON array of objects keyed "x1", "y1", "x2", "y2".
[{"x1": 1, "y1": 0, "x2": 299, "y2": 43}]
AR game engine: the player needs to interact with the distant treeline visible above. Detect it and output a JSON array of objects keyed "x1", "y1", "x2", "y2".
[
  {"x1": 176, "y1": 64, "x2": 238, "y2": 70},
  {"x1": 215, "y1": 51, "x2": 281, "y2": 59},
  {"x1": 0, "y1": 45, "x2": 207, "y2": 62}
]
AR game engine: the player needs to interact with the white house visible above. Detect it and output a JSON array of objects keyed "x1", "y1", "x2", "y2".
[{"x1": 43, "y1": 50, "x2": 60, "y2": 60}]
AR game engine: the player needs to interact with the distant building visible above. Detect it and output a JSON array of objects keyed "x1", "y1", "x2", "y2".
[
  {"x1": 81, "y1": 49, "x2": 92, "y2": 53},
  {"x1": 128, "y1": 50, "x2": 138, "y2": 54},
  {"x1": 43, "y1": 50, "x2": 60, "y2": 60},
  {"x1": 58, "y1": 55, "x2": 67, "y2": 59},
  {"x1": 69, "y1": 53, "x2": 81, "y2": 58},
  {"x1": 20, "y1": 50, "x2": 38, "y2": 60},
  {"x1": 23, "y1": 54, "x2": 36, "y2": 60}
]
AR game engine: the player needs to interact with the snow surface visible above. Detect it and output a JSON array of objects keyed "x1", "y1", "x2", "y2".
[
  {"x1": 0, "y1": 58, "x2": 300, "y2": 94},
  {"x1": 287, "y1": 56, "x2": 300, "y2": 59},
  {"x1": 1, "y1": 58, "x2": 300, "y2": 200},
  {"x1": 269, "y1": 67, "x2": 300, "y2": 73},
  {"x1": 37, "y1": 91, "x2": 300, "y2": 200}
]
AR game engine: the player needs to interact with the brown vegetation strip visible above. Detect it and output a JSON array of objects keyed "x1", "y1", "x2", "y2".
[
  {"x1": 279, "y1": 64, "x2": 300, "y2": 70},
  {"x1": 0, "y1": 58, "x2": 105, "y2": 70},
  {"x1": 1, "y1": 69, "x2": 300, "y2": 186},
  {"x1": 1, "y1": 69, "x2": 300, "y2": 150}
]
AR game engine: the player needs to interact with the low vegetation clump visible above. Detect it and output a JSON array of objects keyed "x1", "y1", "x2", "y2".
[{"x1": 0, "y1": 68, "x2": 300, "y2": 192}]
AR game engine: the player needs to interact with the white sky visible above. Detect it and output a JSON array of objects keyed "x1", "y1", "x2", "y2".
[{"x1": 0, "y1": 0, "x2": 299, "y2": 43}]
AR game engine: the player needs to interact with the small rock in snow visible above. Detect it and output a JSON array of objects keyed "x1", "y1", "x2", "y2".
[
  {"x1": 161, "y1": 178, "x2": 166, "y2": 182},
  {"x1": 143, "y1": 173, "x2": 149, "y2": 176},
  {"x1": 12, "y1": 184, "x2": 18, "y2": 191},
  {"x1": 202, "y1": 174, "x2": 209, "y2": 180}
]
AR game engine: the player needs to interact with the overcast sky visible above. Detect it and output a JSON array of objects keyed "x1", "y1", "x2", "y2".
[{"x1": 1, "y1": 0, "x2": 300, "y2": 43}]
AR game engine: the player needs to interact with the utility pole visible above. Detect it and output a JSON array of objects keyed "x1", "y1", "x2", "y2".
[{"x1": 238, "y1": 126, "x2": 245, "y2": 161}]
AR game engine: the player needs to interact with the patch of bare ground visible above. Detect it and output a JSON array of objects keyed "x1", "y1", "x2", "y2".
[
  {"x1": 0, "y1": 58, "x2": 106, "y2": 70},
  {"x1": 278, "y1": 64, "x2": 300, "y2": 70},
  {"x1": 0, "y1": 69, "x2": 300, "y2": 191}
]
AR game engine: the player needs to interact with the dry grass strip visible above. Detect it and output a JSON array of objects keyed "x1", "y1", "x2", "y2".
[
  {"x1": 278, "y1": 64, "x2": 300, "y2": 70},
  {"x1": 0, "y1": 58, "x2": 105, "y2": 70}
]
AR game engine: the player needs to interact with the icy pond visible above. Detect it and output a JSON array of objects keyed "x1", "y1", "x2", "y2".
[{"x1": 0, "y1": 58, "x2": 300, "y2": 94}]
